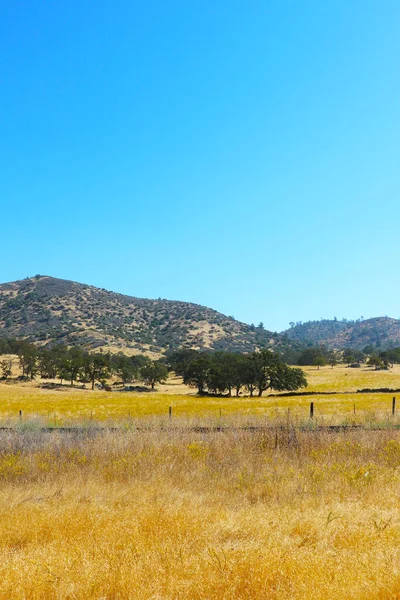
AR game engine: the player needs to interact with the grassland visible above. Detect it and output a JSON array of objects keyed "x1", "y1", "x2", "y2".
[
  {"x1": 0, "y1": 365, "x2": 400, "y2": 598},
  {"x1": 0, "y1": 427, "x2": 399, "y2": 599},
  {"x1": 0, "y1": 364, "x2": 400, "y2": 425}
]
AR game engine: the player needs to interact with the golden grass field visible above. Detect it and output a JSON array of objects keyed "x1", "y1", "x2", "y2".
[
  {"x1": 0, "y1": 364, "x2": 399, "y2": 598},
  {"x1": 0, "y1": 364, "x2": 400, "y2": 425}
]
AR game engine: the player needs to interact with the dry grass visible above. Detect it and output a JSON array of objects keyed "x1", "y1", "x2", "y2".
[
  {"x1": 1, "y1": 364, "x2": 400, "y2": 426},
  {"x1": 302, "y1": 364, "x2": 400, "y2": 392},
  {"x1": 0, "y1": 383, "x2": 399, "y2": 426},
  {"x1": 1, "y1": 366, "x2": 400, "y2": 597},
  {"x1": 0, "y1": 426, "x2": 399, "y2": 598}
]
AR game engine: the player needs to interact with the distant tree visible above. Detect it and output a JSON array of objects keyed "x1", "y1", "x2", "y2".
[
  {"x1": 209, "y1": 353, "x2": 244, "y2": 396},
  {"x1": 113, "y1": 353, "x2": 137, "y2": 385},
  {"x1": 1, "y1": 359, "x2": 12, "y2": 379},
  {"x1": 297, "y1": 347, "x2": 327, "y2": 366},
  {"x1": 166, "y1": 349, "x2": 199, "y2": 376},
  {"x1": 241, "y1": 355, "x2": 258, "y2": 397},
  {"x1": 327, "y1": 351, "x2": 338, "y2": 368},
  {"x1": 342, "y1": 349, "x2": 355, "y2": 366},
  {"x1": 253, "y1": 349, "x2": 307, "y2": 396},
  {"x1": 38, "y1": 347, "x2": 62, "y2": 379},
  {"x1": 342, "y1": 348, "x2": 364, "y2": 366},
  {"x1": 379, "y1": 348, "x2": 400, "y2": 367},
  {"x1": 182, "y1": 354, "x2": 211, "y2": 394},
  {"x1": 231, "y1": 354, "x2": 250, "y2": 397},
  {"x1": 206, "y1": 358, "x2": 226, "y2": 395},
  {"x1": 83, "y1": 353, "x2": 110, "y2": 390},
  {"x1": 367, "y1": 356, "x2": 388, "y2": 370},
  {"x1": 313, "y1": 356, "x2": 326, "y2": 369},
  {"x1": 18, "y1": 342, "x2": 38, "y2": 379},
  {"x1": 59, "y1": 347, "x2": 85, "y2": 386},
  {"x1": 140, "y1": 360, "x2": 168, "y2": 389}
]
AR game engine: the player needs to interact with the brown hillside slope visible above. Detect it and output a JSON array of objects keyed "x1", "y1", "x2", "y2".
[
  {"x1": 0, "y1": 275, "x2": 290, "y2": 355},
  {"x1": 284, "y1": 317, "x2": 400, "y2": 349}
]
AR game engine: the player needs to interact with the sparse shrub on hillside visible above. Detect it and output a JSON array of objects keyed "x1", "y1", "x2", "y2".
[{"x1": 0, "y1": 276, "x2": 299, "y2": 355}]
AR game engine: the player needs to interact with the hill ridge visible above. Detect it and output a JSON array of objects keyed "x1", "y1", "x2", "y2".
[
  {"x1": 283, "y1": 316, "x2": 400, "y2": 350},
  {"x1": 0, "y1": 275, "x2": 293, "y2": 355}
]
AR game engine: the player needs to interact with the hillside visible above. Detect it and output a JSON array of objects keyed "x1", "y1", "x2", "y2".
[
  {"x1": 0, "y1": 275, "x2": 295, "y2": 355},
  {"x1": 284, "y1": 317, "x2": 400, "y2": 350}
]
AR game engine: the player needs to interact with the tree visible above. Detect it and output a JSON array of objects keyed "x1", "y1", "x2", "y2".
[
  {"x1": 253, "y1": 349, "x2": 307, "y2": 396},
  {"x1": 83, "y1": 353, "x2": 110, "y2": 390},
  {"x1": 166, "y1": 349, "x2": 199, "y2": 376},
  {"x1": 253, "y1": 350, "x2": 281, "y2": 396},
  {"x1": 1, "y1": 359, "x2": 12, "y2": 379},
  {"x1": 231, "y1": 354, "x2": 250, "y2": 397},
  {"x1": 59, "y1": 347, "x2": 85, "y2": 386},
  {"x1": 140, "y1": 360, "x2": 168, "y2": 389},
  {"x1": 367, "y1": 356, "x2": 388, "y2": 370},
  {"x1": 206, "y1": 353, "x2": 241, "y2": 396},
  {"x1": 342, "y1": 348, "x2": 364, "y2": 366},
  {"x1": 326, "y1": 350, "x2": 338, "y2": 368},
  {"x1": 313, "y1": 356, "x2": 326, "y2": 369},
  {"x1": 18, "y1": 342, "x2": 37, "y2": 379},
  {"x1": 182, "y1": 354, "x2": 211, "y2": 394},
  {"x1": 241, "y1": 355, "x2": 258, "y2": 397},
  {"x1": 113, "y1": 353, "x2": 137, "y2": 385},
  {"x1": 38, "y1": 348, "x2": 59, "y2": 379},
  {"x1": 379, "y1": 348, "x2": 400, "y2": 367},
  {"x1": 206, "y1": 358, "x2": 226, "y2": 395},
  {"x1": 297, "y1": 347, "x2": 328, "y2": 366}
]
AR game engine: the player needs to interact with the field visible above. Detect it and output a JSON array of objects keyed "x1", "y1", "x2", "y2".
[
  {"x1": 1, "y1": 364, "x2": 400, "y2": 425},
  {"x1": 0, "y1": 365, "x2": 400, "y2": 598}
]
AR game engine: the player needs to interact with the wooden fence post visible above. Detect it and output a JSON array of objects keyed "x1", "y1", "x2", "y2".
[
  {"x1": 310, "y1": 402, "x2": 314, "y2": 419},
  {"x1": 392, "y1": 397, "x2": 396, "y2": 417},
  {"x1": 19, "y1": 410, "x2": 22, "y2": 422},
  {"x1": 169, "y1": 406, "x2": 172, "y2": 419}
]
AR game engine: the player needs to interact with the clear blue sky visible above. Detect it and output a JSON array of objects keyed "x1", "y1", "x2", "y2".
[{"x1": 1, "y1": 1, "x2": 400, "y2": 331}]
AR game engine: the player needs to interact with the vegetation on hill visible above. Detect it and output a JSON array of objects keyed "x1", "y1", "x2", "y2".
[
  {"x1": 0, "y1": 275, "x2": 297, "y2": 355},
  {"x1": 284, "y1": 316, "x2": 400, "y2": 350},
  {"x1": 281, "y1": 343, "x2": 400, "y2": 369}
]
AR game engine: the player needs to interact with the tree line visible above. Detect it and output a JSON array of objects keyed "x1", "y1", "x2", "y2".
[
  {"x1": 284, "y1": 345, "x2": 400, "y2": 370},
  {"x1": 2, "y1": 337, "x2": 400, "y2": 392},
  {"x1": 0, "y1": 339, "x2": 307, "y2": 395},
  {"x1": 0, "y1": 340, "x2": 168, "y2": 390},
  {"x1": 167, "y1": 349, "x2": 307, "y2": 396}
]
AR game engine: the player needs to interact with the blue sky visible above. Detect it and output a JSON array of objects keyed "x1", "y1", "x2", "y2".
[{"x1": 1, "y1": 1, "x2": 400, "y2": 331}]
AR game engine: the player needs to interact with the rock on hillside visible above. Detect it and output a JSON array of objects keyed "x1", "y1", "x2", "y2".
[
  {"x1": 0, "y1": 275, "x2": 294, "y2": 355},
  {"x1": 283, "y1": 317, "x2": 400, "y2": 350}
]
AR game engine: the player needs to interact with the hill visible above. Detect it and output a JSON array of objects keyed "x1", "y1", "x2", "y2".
[
  {"x1": 0, "y1": 275, "x2": 295, "y2": 355},
  {"x1": 284, "y1": 317, "x2": 400, "y2": 350}
]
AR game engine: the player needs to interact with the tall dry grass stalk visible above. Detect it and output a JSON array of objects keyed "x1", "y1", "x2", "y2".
[{"x1": 0, "y1": 424, "x2": 399, "y2": 598}]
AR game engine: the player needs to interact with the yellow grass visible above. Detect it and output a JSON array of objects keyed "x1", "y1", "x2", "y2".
[
  {"x1": 0, "y1": 384, "x2": 399, "y2": 426},
  {"x1": 0, "y1": 427, "x2": 399, "y2": 598},
  {"x1": 1, "y1": 365, "x2": 400, "y2": 598},
  {"x1": 1, "y1": 364, "x2": 400, "y2": 425},
  {"x1": 302, "y1": 364, "x2": 400, "y2": 392}
]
